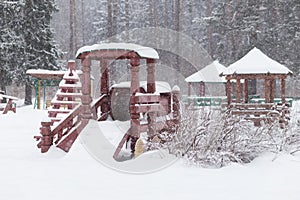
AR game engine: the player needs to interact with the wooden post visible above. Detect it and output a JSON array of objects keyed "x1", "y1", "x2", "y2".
[
  {"x1": 226, "y1": 79, "x2": 232, "y2": 105},
  {"x1": 200, "y1": 81, "x2": 205, "y2": 96},
  {"x1": 146, "y1": 58, "x2": 156, "y2": 93},
  {"x1": 188, "y1": 82, "x2": 191, "y2": 96},
  {"x1": 37, "y1": 80, "x2": 41, "y2": 109},
  {"x1": 100, "y1": 59, "x2": 109, "y2": 95},
  {"x1": 236, "y1": 78, "x2": 241, "y2": 103},
  {"x1": 146, "y1": 58, "x2": 156, "y2": 138},
  {"x1": 129, "y1": 57, "x2": 141, "y2": 153},
  {"x1": 270, "y1": 79, "x2": 275, "y2": 103},
  {"x1": 281, "y1": 78, "x2": 286, "y2": 103},
  {"x1": 39, "y1": 121, "x2": 53, "y2": 153},
  {"x1": 130, "y1": 57, "x2": 140, "y2": 94},
  {"x1": 244, "y1": 79, "x2": 248, "y2": 103},
  {"x1": 81, "y1": 58, "x2": 92, "y2": 120},
  {"x1": 264, "y1": 78, "x2": 271, "y2": 103},
  {"x1": 67, "y1": 61, "x2": 76, "y2": 109},
  {"x1": 68, "y1": 60, "x2": 76, "y2": 75},
  {"x1": 172, "y1": 86, "x2": 181, "y2": 123},
  {"x1": 100, "y1": 59, "x2": 110, "y2": 119}
]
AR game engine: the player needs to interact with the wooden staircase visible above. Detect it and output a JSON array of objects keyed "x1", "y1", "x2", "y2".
[
  {"x1": 48, "y1": 69, "x2": 82, "y2": 122},
  {"x1": 34, "y1": 61, "x2": 87, "y2": 153}
]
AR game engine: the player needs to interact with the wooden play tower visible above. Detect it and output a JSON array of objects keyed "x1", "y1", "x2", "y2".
[
  {"x1": 35, "y1": 43, "x2": 180, "y2": 157},
  {"x1": 76, "y1": 43, "x2": 180, "y2": 159}
]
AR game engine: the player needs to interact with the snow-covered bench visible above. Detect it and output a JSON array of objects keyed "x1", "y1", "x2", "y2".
[{"x1": 0, "y1": 94, "x2": 18, "y2": 114}]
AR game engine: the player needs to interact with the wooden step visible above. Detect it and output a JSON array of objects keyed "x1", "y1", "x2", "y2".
[
  {"x1": 63, "y1": 72, "x2": 80, "y2": 81},
  {"x1": 51, "y1": 100, "x2": 80, "y2": 106},
  {"x1": 56, "y1": 92, "x2": 82, "y2": 98},
  {"x1": 49, "y1": 117, "x2": 63, "y2": 122},
  {"x1": 59, "y1": 82, "x2": 82, "y2": 89},
  {"x1": 231, "y1": 110, "x2": 279, "y2": 116},
  {"x1": 48, "y1": 108, "x2": 71, "y2": 115}
]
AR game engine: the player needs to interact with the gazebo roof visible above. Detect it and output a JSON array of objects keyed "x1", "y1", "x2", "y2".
[
  {"x1": 221, "y1": 47, "x2": 293, "y2": 76},
  {"x1": 185, "y1": 60, "x2": 227, "y2": 83},
  {"x1": 76, "y1": 43, "x2": 159, "y2": 60},
  {"x1": 26, "y1": 69, "x2": 66, "y2": 80}
]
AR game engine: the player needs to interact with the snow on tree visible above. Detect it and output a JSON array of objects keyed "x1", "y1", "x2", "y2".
[
  {"x1": 20, "y1": 0, "x2": 62, "y2": 105},
  {"x1": 0, "y1": 0, "x2": 24, "y2": 92}
]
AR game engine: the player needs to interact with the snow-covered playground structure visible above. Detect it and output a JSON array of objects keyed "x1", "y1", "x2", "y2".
[{"x1": 34, "y1": 43, "x2": 180, "y2": 159}]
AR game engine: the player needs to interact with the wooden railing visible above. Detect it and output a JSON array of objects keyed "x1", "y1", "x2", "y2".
[
  {"x1": 91, "y1": 94, "x2": 109, "y2": 121},
  {"x1": 34, "y1": 104, "x2": 86, "y2": 153}
]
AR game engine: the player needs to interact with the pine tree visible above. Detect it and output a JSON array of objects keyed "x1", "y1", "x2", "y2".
[
  {"x1": 0, "y1": 1, "x2": 24, "y2": 92},
  {"x1": 19, "y1": 0, "x2": 62, "y2": 105}
]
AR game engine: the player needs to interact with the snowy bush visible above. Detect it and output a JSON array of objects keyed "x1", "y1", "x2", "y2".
[{"x1": 153, "y1": 104, "x2": 300, "y2": 168}]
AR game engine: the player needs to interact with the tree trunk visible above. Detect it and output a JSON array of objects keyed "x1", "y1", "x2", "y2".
[
  {"x1": 25, "y1": 81, "x2": 32, "y2": 105},
  {"x1": 107, "y1": 0, "x2": 113, "y2": 37},
  {"x1": 81, "y1": 0, "x2": 85, "y2": 45},
  {"x1": 112, "y1": 0, "x2": 118, "y2": 36},
  {"x1": 69, "y1": 0, "x2": 77, "y2": 59},
  {"x1": 206, "y1": 0, "x2": 212, "y2": 55},
  {"x1": 124, "y1": 0, "x2": 129, "y2": 40},
  {"x1": 0, "y1": 84, "x2": 5, "y2": 93}
]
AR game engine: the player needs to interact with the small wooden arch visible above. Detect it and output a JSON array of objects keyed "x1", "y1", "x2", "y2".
[{"x1": 76, "y1": 43, "x2": 159, "y2": 121}]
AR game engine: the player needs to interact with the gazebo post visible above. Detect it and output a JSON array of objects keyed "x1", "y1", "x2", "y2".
[
  {"x1": 226, "y1": 79, "x2": 232, "y2": 105},
  {"x1": 129, "y1": 57, "x2": 141, "y2": 152},
  {"x1": 200, "y1": 81, "x2": 205, "y2": 96},
  {"x1": 270, "y1": 79, "x2": 275, "y2": 103},
  {"x1": 264, "y1": 78, "x2": 271, "y2": 103},
  {"x1": 281, "y1": 78, "x2": 286, "y2": 103},
  {"x1": 244, "y1": 79, "x2": 248, "y2": 103},
  {"x1": 188, "y1": 82, "x2": 191, "y2": 96},
  {"x1": 236, "y1": 78, "x2": 241, "y2": 103},
  {"x1": 81, "y1": 58, "x2": 92, "y2": 121}
]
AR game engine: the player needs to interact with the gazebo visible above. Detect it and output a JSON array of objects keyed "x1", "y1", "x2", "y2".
[
  {"x1": 26, "y1": 69, "x2": 65, "y2": 109},
  {"x1": 220, "y1": 47, "x2": 293, "y2": 105},
  {"x1": 185, "y1": 60, "x2": 227, "y2": 96},
  {"x1": 220, "y1": 47, "x2": 293, "y2": 126}
]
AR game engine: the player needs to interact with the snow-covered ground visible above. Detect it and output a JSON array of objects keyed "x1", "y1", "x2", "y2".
[{"x1": 1, "y1": 105, "x2": 300, "y2": 200}]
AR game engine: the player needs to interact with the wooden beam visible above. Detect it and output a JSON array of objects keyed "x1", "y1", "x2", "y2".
[
  {"x1": 264, "y1": 79, "x2": 271, "y2": 103},
  {"x1": 281, "y1": 78, "x2": 286, "y2": 103},
  {"x1": 226, "y1": 74, "x2": 288, "y2": 80},
  {"x1": 270, "y1": 79, "x2": 275, "y2": 103},
  {"x1": 236, "y1": 79, "x2": 241, "y2": 103},
  {"x1": 226, "y1": 80, "x2": 232, "y2": 105},
  {"x1": 146, "y1": 59, "x2": 156, "y2": 93},
  {"x1": 81, "y1": 58, "x2": 92, "y2": 120},
  {"x1": 200, "y1": 82, "x2": 205, "y2": 96},
  {"x1": 100, "y1": 59, "x2": 109, "y2": 95},
  {"x1": 244, "y1": 79, "x2": 248, "y2": 103}
]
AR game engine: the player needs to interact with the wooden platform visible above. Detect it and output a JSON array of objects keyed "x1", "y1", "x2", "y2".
[{"x1": 228, "y1": 103, "x2": 289, "y2": 127}]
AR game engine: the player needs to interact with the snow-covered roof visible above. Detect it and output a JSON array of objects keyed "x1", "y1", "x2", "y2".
[
  {"x1": 185, "y1": 60, "x2": 227, "y2": 83},
  {"x1": 0, "y1": 94, "x2": 18, "y2": 101},
  {"x1": 221, "y1": 47, "x2": 293, "y2": 76},
  {"x1": 26, "y1": 69, "x2": 66, "y2": 80},
  {"x1": 76, "y1": 43, "x2": 159, "y2": 60},
  {"x1": 111, "y1": 81, "x2": 171, "y2": 93}
]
